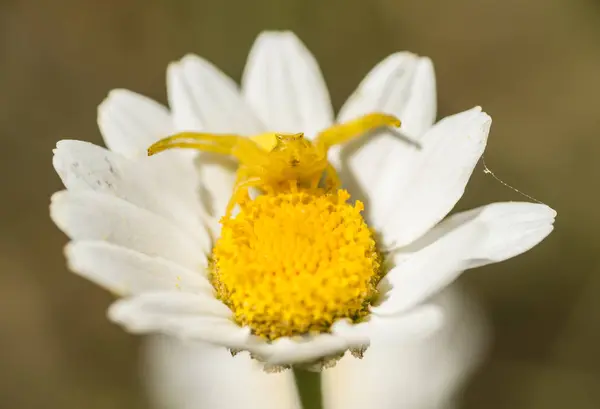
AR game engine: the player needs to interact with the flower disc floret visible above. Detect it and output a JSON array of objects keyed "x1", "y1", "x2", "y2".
[{"x1": 210, "y1": 190, "x2": 382, "y2": 340}]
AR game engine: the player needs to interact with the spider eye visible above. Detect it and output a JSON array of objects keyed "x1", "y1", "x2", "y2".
[{"x1": 275, "y1": 133, "x2": 304, "y2": 143}]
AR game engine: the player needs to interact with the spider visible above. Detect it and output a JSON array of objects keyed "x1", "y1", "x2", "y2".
[{"x1": 148, "y1": 113, "x2": 401, "y2": 218}]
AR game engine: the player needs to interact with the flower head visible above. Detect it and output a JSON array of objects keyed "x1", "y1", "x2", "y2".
[{"x1": 50, "y1": 31, "x2": 556, "y2": 371}]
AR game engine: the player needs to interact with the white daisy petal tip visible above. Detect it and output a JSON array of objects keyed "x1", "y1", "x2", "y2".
[
  {"x1": 449, "y1": 105, "x2": 489, "y2": 125},
  {"x1": 253, "y1": 30, "x2": 302, "y2": 47},
  {"x1": 165, "y1": 59, "x2": 179, "y2": 75},
  {"x1": 242, "y1": 29, "x2": 333, "y2": 136},
  {"x1": 177, "y1": 53, "x2": 208, "y2": 69},
  {"x1": 49, "y1": 190, "x2": 77, "y2": 238},
  {"x1": 458, "y1": 105, "x2": 492, "y2": 130},
  {"x1": 167, "y1": 49, "x2": 262, "y2": 134},
  {"x1": 98, "y1": 88, "x2": 135, "y2": 110},
  {"x1": 97, "y1": 88, "x2": 147, "y2": 127},
  {"x1": 52, "y1": 139, "x2": 98, "y2": 182},
  {"x1": 166, "y1": 54, "x2": 207, "y2": 90},
  {"x1": 337, "y1": 51, "x2": 437, "y2": 131},
  {"x1": 375, "y1": 201, "x2": 556, "y2": 316},
  {"x1": 52, "y1": 189, "x2": 210, "y2": 269},
  {"x1": 64, "y1": 241, "x2": 103, "y2": 287},
  {"x1": 97, "y1": 87, "x2": 175, "y2": 158},
  {"x1": 97, "y1": 88, "x2": 118, "y2": 114},
  {"x1": 472, "y1": 201, "x2": 557, "y2": 261},
  {"x1": 52, "y1": 139, "x2": 72, "y2": 158},
  {"x1": 107, "y1": 298, "x2": 154, "y2": 333},
  {"x1": 63, "y1": 241, "x2": 132, "y2": 297},
  {"x1": 379, "y1": 51, "x2": 436, "y2": 85},
  {"x1": 64, "y1": 240, "x2": 214, "y2": 297},
  {"x1": 106, "y1": 292, "x2": 237, "y2": 337},
  {"x1": 49, "y1": 190, "x2": 66, "y2": 216}
]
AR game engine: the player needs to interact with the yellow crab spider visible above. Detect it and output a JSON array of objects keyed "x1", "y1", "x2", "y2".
[{"x1": 148, "y1": 113, "x2": 401, "y2": 218}]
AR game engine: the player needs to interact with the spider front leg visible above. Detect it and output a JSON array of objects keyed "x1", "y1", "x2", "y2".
[
  {"x1": 314, "y1": 113, "x2": 401, "y2": 154},
  {"x1": 147, "y1": 132, "x2": 244, "y2": 156}
]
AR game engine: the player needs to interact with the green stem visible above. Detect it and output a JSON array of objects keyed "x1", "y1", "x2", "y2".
[{"x1": 293, "y1": 368, "x2": 323, "y2": 409}]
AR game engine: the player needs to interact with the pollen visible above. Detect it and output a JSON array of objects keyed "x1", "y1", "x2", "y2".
[{"x1": 209, "y1": 189, "x2": 382, "y2": 340}]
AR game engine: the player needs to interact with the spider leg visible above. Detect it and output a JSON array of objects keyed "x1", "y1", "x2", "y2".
[
  {"x1": 309, "y1": 174, "x2": 321, "y2": 190},
  {"x1": 224, "y1": 175, "x2": 265, "y2": 220},
  {"x1": 314, "y1": 113, "x2": 401, "y2": 154},
  {"x1": 147, "y1": 132, "x2": 242, "y2": 156},
  {"x1": 323, "y1": 162, "x2": 341, "y2": 192}
]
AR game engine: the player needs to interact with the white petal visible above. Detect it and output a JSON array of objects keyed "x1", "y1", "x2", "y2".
[
  {"x1": 66, "y1": 241, "x2": 211, "y2": 295},
  {"x1": 331, "y1": 53, "x2": 435, "y2": 212},
  {"x1": 167, "y1": 54, "x2": 263, "y2": 134},
  {"x1": 51, "y1": 190, "x2": 209, "y2": 266},
  {"x1": 98, "y1": 89, "x2": 174, "y2": 158},
  {"x1": 374, "y1": 107, "x2": 491, "y2": 248},
  {"x1": 259, "y1": 334, "x2": 348, "y2": 366},
  {"x1": 97, "y1": 90, "x2": 200, "y2": 190},
  {"x1": 108, "y1": 293, "x2": 250, "y2": 349},
  {"x1": 322, "y1": 285, "x2": 488, "y2": 409},
  {"x1": 329, "y1": 321, "x2": 371, "y2": 347},
  {"x1": 242, "y1": 31, "x2": 333, "y2": 137},
  {"x1": 370, "y1": 304, "x2": 444, "y2": 341},
  {"x1": 194, "y1": 154, "x2": 237, "y2": 223},
  {"x1": 374, "y1": 202, "x2": 556, "y2": 315},
  {"x1": 109, "y1": 292, "x2": 230, "y2": 319},
  {"x1": 338, "y1": 52, "x2": 436, "y2": 137},
  {"x1": 332, "y1": 304, "x2": 444, "y2": 346},
  {"x1": 52, "y1": 140, "x2": 207, "y2": 234},
  {"x1": 144, "y1": 336, "x2": 302, "y2": 409}
]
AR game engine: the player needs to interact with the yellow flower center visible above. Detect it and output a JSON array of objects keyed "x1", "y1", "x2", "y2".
[{"x1": 210, "y1": 189, "x2": 381, "y2": 340}]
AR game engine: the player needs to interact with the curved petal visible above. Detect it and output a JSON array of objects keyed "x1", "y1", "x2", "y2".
[
  {"x1": 109, "y1": 292, "x2": 230, "y2": 319},
  {"x1": 374, "y1": 202, "x2": 556, "y2": 315},
  {"x1": 66, "y1": 241, "x2": 211, "y2": 295},
  {"x1": 374, "y1": 107, "x2": 491, "y2": 248},
  {"x1": 108, "y1": 293, "x2": 251, "y2": 349},
  {"x1": 242, "y1": 31, "x2": 333, "y2": 138},
  {"x1": 144, "y1": 336, "x2": 302, "y2": 409},
  {"x1": 259, "y1": 334, "x2": 348, "y2": 367},
  {"x1": 322, "y1": 285, "x2": 488, "y2": 409},
  {"x1": 332, "y1": 304, "x2": 444, "y2": 347},
  {"x1": 98, "y1": 89, "x2": 174, "y2": 158},
  {"x1": 331, "y1": 53, "x2": 436, "y2": 212},
  {"x1": 51, "y1": 190, "x2": 210, "y2": 265},
  {"x1": 167, "y1": 54, "x2": 263, "y2": 134},
  {"x1": 52, "y1": 140, "x2": 207, "y2": 233},
  {"x1": 370, "y1": 304, "x2": 444, "y2": 341},
  {"x1": 248, "y1": 307, "x2": 437, "y2": 366}
]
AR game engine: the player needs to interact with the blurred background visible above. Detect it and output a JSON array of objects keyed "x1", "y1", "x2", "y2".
[{"x1": 1, "y1": 0, "x2": 599, "y2": 408}]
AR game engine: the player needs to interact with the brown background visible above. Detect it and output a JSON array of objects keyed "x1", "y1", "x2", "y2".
[{"x1": 1, "y1": 0, "x2": 599, "y2": 408}]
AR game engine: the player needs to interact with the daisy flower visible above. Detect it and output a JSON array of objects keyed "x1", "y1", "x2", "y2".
[{"x1": 50, "y1": 31, "x2": 555, "y2": 373}]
